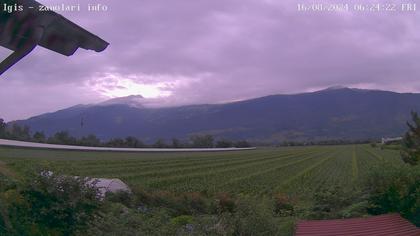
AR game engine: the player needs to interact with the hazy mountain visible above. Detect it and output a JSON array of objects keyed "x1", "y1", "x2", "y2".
[
  {"x1": 13, "y1": 87, "x2": 420, "y2": 142},
  {"x1": 98, "y1": 95, "x2": 145, "y2": 108}
]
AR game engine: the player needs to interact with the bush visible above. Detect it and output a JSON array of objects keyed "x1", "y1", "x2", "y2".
[
  {"x1": 134, "y1": 190, "x2": 209, "y2": 215},
  {"x1": 401, "y1": 111, "x2": 420, "y2": 165},
  {"x1": 106, "y1": 190, "x2": 134, "y2": 208},
  {"x1": 221, "y1": 198, "x2": 282, "y2": 236},
  {"x1": 235, "y1": 140, "x2": 251, "y2": 148},
  {"x1": 216, "y1": 193, "x2": 236, "y2": 213},
  {"x1": 273, "y1": 193, "x2": 295, "y2": 216},
  {"x1": 0, "y1": 174, "x2": 17, "y2": 235},
  {"x1": 180, "y1": 192, "x2": 207, "y2": 214},
  {"x1": 216, "y1": 140, "x2": 233, "y2": 148},
  {"x1": 308, "y1": 185, "x2": 366, "y2": 219},
  {"x1": 1, "y1": 170, "x2": 102, "y2": 235},
  {"x1": 2, "y1": 176, "x2": 298, "y2": 236},
  {"x1": 365, "y1": 163, "x2": 420, "y2": 226},
  {"x1": 190, "y1": 135, "x2": 214, "y2": 148},
  {"x1": 84, "y1": 203, "x2": 176, "y2": 236},
  {"x1": 170, "y1": 215, "x2": 193, "y2": 226}
]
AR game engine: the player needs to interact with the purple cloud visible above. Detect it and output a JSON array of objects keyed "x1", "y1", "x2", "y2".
[{"x1": 1, "y1": 0, "x2": 420, "y2": 121}]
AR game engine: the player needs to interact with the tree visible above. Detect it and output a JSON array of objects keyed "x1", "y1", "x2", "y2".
[
  {"x1": 190, "y1": 135, "x2": 214, "y2": 148},
  {"x1": 0, "y1": 118, "x2": 6, "y2": 138},
  {"x1": 216, "y1": 139, "x2": 233, "y2": 148},
  {"x1": 171, "y1": 138, "x2": 182, "y2": 148},
  {"x1": 125, "y1": 136, "x2": 143, "y2": 148},
  {"x1": 80, "y1": 134, "x2": 101, "y2": 147},
  {"x1": 106, "y1": 138, "x2": 125, "y2": 148},
  {"x1": 235, "y1": 140, "x2": 251, "y2": 148},
  {"x1": 401, "y1": 111, "x2": 420, "y2": 165},
  {"x1": 9, "y1": 124, "x2": 31, "y2": 141},
  {"x1": 49, "y1": 131, "x2": 77, "y2": 145},
  {"x1": 33, "y1": 131, "x2": 46, "y2": 143},
  {"x1": 153, "y1": 138, "x2": 167, "y2": 148}
]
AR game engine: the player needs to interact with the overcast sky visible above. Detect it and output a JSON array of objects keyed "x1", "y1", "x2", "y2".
[{"x1": 1, "y1": 0, "x2": 420, "y2": 121}]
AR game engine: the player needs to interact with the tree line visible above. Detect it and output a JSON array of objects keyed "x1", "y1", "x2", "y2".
[
  {"x1": 277, "y1": 139, "x2": 378, "y2": 147},
  {"x1": 0, "y1": 119, "x2": 251, "y2": 148}
]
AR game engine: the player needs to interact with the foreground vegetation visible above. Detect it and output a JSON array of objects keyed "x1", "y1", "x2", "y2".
[
  {"x1": 0, "y1": 144, "x2": 419, "y2": 235},
  {"x1": 2, "y1": 108, "x2": 420, "y2": 236}
]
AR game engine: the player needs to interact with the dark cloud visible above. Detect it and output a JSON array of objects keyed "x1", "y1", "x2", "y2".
[{"x1": 1, "y1": 0, "x2": 420, "y2": 120}]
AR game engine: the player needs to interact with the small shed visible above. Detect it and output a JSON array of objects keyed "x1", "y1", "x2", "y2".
[{"x1": 295, "y1": 214, "x2": 420, "y2": 236}]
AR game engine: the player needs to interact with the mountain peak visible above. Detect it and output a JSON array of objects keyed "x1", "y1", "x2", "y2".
[
  {"x1": 323, "y1": 85, "x2": 349, "y2": 91},
  {"x1": 319, "y1": 86, "x2": 389, "y2": 94},
  {"x1": 99, "y1": 95, "x2": 145, "y2": 108}
]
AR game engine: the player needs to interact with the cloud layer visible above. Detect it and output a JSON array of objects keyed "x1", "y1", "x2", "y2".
[{"x1": 1, "y1": 0, "x2": 420, "y2": 120}]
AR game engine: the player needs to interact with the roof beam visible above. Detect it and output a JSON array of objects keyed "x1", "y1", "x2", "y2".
[{"x1": 0, "y1": 26, "x2": 43, "y2": 76}]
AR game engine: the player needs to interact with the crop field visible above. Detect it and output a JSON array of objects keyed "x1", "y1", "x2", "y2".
[{"x1": 0, "y1": 145, "x2": 402, "y2": 196}]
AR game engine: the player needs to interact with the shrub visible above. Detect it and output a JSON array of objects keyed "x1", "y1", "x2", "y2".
[
  {"x1": 170, "y1": 215, "x2": 193, "y2": 226},
  {"x1": 106, "y1": 190, "x2": 134, "y2": 208},
  {"x1": 401, "y1": 111, "x2": 420, "y2": 165},
  {"x1": 180, "y1": 192, "x2": 207, "y2": 214},
  {"x1": 84, "y1": 204, "x2": 176, "y2": 236},
  {"x1": 190, "y1": 135, "x2": 214, "y2": 148},
  {"x1": 308, "y1": 185, "x2": 365, "y2": 219},
  {"x1": 216, "y1": 193, "x2": 236, "y2": 213},
  {"x1": 273, "y1": 193, "x2": 295, "y2": 216},
  {"x1": 365, "y1": 163, "x2": 420, "y2": 226},
  {"x1": 235, "y1": 140, "x2": 251, "y2": 148},
  {"x1": 134, "y1": 190, "x2": 209, "y2": 215},
  {"x1": 216, "y1": 140, "x2": 233, "y2": 148},
  {"x1": 0, "y1": 174, "x2": 17, "y2": 235},
  {"x1": 222, "y1": 198, "x2": 281, "y2": 235},
  {"x1": 2, "y1": 170, "x2": 102, "y2": 235}
]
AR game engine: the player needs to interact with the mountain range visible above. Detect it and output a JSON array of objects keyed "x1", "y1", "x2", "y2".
[{"x1": 13, "y1": 87, "x2": 420, "y2": 142}]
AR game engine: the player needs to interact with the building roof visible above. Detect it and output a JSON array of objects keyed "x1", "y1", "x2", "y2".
[{"x1": 295, "y1": 214, "x2": 420, "y2": 236}]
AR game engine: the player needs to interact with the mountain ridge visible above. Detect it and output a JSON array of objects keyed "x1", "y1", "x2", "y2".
[{"x1": 13, "y1": 87, "x2": 420, "y2": 142}]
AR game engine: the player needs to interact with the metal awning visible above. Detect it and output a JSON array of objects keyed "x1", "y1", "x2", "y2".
[
  {"x1": 0, "y1": 0, "x2": 109, "y2": 76},
  {"x1": 295, "y1": 214, "x2": 420, "y2": 236}
]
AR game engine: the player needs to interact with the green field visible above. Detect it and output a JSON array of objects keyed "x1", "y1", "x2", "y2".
[{"x1": 0, "y1": 145, "x2": 402, "y2": 196}]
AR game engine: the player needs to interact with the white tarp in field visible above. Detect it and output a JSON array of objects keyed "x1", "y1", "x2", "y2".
[
  {"x1": 41, "y1": 171, "x2": 132, "y2": 198},
  {"x1": 88, "y1": 178, "x2": 131, "y2": 197}
]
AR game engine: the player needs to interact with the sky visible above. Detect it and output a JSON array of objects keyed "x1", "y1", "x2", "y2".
[{"x1": 1, "y1": 0, "x2": 420, "y2": 121}]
